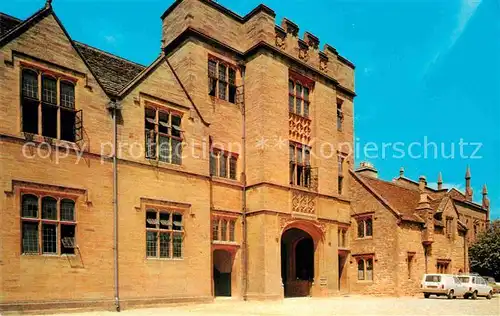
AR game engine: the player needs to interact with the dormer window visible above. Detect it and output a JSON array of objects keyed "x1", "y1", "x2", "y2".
[
  {"x1": 21, "y1": 67, "x2": 81, "y2": 142},
  {"x1": 144, "y1": 105, "x2": 183, "y2": 165}
]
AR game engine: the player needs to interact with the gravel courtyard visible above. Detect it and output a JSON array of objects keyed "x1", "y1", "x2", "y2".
[{"x1": 40, "y1": 295, "x2": 499, "y2": 316}]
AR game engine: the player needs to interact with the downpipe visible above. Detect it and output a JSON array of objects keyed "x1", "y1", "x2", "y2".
[{"x1": 108, "y1": 101, "x2": 121, "y2": 312}]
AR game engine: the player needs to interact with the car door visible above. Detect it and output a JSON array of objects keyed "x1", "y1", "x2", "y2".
[
  {"x1": 475, "y1": 277, "x2": 485, "y2": 295},
  {"x1": 480, "y1": 277, "x2": 489, "y2": 295},
  {"x1": 453, "y1": 277, "x2": 465, "y2": 296}
]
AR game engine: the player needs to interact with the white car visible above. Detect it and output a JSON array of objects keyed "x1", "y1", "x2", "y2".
[
  {"x1": 421, "y1": 274, "x2": 467, "y2": 299},
  {"x1": 457, "y1": 275, "x2": 493, "y2": 299}
]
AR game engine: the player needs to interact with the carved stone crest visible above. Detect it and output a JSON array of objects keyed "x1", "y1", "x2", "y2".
[{"x1": 275, "y1": 34, "x2": 286, "y2": 50}]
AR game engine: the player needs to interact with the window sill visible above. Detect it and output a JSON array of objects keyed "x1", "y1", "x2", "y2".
[
  {"x1": 146, "y1": 257, "x2": 184, "y2": 261},
  {"x1": 356, "y1": 236, "x2": 373, "y2": 241},
  {"x1": 290, "y1": 184, "x2": 317, "y2": 193},
  {"x1": 212, "y1": 240, "x2": 239, "y2": 246},
  {"x1": 289, "y1": 111, "x2": 311, "y2": 121},
  {"x1": 21, "y1": 253, "x2": 77, "y2": 258},
  {"x1": 20, "y1": 133, "x2": 79, "y2": 147},
  {"x1": 146, "y1": 157, "x2": 183, "y2": 168},
  {"x1": 209, "y1": 95, "x2": 237, "y2": 106},
  {"x1": 357, "y1": 280, "x2": 374, "y2": 284}
]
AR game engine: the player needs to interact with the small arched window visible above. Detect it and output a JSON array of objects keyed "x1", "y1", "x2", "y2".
[
  {"x1": 173, "y1": 213, "x2": 183, "y2": 231},
  {"x1": 357, "y1": 259, "x2": 365, "y2": 280},
  {"x1": 60, "y1": 199, "x2": 75, "y2": 221},
  {"x1": 22, "y1": 69, "x2": 38, "y2": 99},
  {"x1": 366, "y1": 258, "x2": 373, "y2": 280},
  {"x1": 41, "y1": 196, "x2": 57, "y2": 220},
  {"x1": 60, "y1": 81, "x2": 75, "y2": 109},
  {"x1": 42, "y1": 75, "x2": 57, "y2": 104},
  {"x1": 295, "y1": 83, "x2": 302, "y2": 113},
  {"x1": 221, "y1": 218, "x2": 227, "y2": 241},
  {"x1": 22, "y1": 194, "x2": 38, "y2": 218},
  {"x1": 366, "y1": 218, "x2": 373, "y2": 237}
]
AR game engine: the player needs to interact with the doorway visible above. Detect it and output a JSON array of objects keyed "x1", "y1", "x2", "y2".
[
  {"x1": 281, "y1": 228, "x2": 314, "y2": 297},
  {"x1": 338, "y1": 253, "x2": 347, "y2": 291},
  {"x1": 213, "y1": 250, "x2": 232, "y2": 297}
]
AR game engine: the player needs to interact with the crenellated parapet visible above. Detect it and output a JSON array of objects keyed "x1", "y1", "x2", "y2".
[
  {"x1": 161, "y1": 0, "x2": 355, "y2": 93},
  {"x1": 274, "y1": 18, "x2": 354, "y2": 92}
]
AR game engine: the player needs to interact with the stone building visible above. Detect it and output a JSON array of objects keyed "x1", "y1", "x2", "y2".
[
  {"x1": 0, "y1": 0, "x2": 490, "y2": 312},
  {"x1": 0, "y1": 0, "x2": 355, "y2": 312},
  {"x1": 349, "y1": 162, "x2": 490, "y2": 296}
]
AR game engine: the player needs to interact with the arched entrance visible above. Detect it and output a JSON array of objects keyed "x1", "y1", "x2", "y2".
[
  {"x1": 281, "y1": 228, "x2": 315, "y2": 297},
  {"x1": 213, "y1": 249, "x2": 233, "y2": 297}
]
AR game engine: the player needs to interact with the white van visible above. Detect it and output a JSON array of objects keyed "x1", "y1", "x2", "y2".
[
  {"x1": 457, "y1": 275, "x2": 493, "y2": 299},
  {"x1": 421, "y1": 274, "x2": 467, "y2": 299}
]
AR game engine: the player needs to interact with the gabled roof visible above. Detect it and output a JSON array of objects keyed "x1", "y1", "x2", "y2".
[
  {"x1": 354, "y1": 173, "x2": 425, "y2": 223},
  {"x1": 0, "y1": 7, "x2": 149, "y2": 98},
  {"x1": 74, "y1": 42, "x2": 146, "y2": 96},
  {"x1": 0, "y1": 6, "x2": 51, "y2": 46},
  {"x1": 448, "y1": 188, "x2": 486, "y2": 212},
  {"x1": 0, "y1": 12, "x2": 22, "y2": 36}
]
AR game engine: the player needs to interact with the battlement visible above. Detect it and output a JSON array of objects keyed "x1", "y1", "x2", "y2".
[
  {"x1": 275, "y1": 17, "x2": 355, "y2": 91},
  {"x1": 161, "y1": 0, "x2": 354, "y2": 92}
]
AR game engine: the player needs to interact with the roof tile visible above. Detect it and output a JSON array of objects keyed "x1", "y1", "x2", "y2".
[{"x1": 74, "y1": 41, "x2": 146, "y2": 96}]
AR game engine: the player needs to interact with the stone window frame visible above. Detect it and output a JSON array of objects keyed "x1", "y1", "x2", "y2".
[
  {"x1": 208, "y1": 55, "x2": 237, "y2": 104},
  {"x1": 337, "y1": 226, "x2": 348, "y2": 249},
  {"x1": 20, "y1": 189, "x2": 78, "y2": 256},
  {"x1": 212, "y1": 215, "x2": 237, "y2": 243},
  {"x1": 288, "y1": 71, "x2": 314, "y2": 118},
  {"x1": 145, "y1": 205, "x2": 185, "y2": 260},
  {"x1": 337, "y1": 154, "x2": 346, "y2": 195},
  {"x1": 210, "y1": 147, "x2": 238, "y2": 181},
  {"x1": 20, "y1": 63, "x2": 80, "y2": 143},
  {"x1": 436, "y1": 259, "x2": 450, "y2": 274},
  {"x1": 336, "y1": 98, "x2": 344, "y2": 131},
  {"x1": 356, "y1": 215, "x2": 373, "y2": 239},
  {"x1": 144, "y1": 101, "x2": 183, "y2": 165},
  {"x1": 354, "y1": 255, "x2": 374, "y2": 282},
  {"x1": 289, "y1": 141, "x2": 312, "y2": 188}
]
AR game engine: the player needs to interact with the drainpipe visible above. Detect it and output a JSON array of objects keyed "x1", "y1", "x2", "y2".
[
  {"x1": 107, "y1": 100, "x2": 121, "y2": 312},
  {"x1": 240, "y1": 65, "x2": 248, "y2": 300}
]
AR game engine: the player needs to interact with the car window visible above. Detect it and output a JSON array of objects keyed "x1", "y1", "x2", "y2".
[
  {"x1": 453, "y1": 277, "x2": 461, "y2": 284},
  {"x1": 458, "y1": 277, "x2": 469, "y2": 283},
  {"x1": 425, "y1": 275, "x2": 441, "y2": 282}
]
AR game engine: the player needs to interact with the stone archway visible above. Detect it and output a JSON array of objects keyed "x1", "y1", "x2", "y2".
[{"x1": 281, "y1": 228, "x2": 315, "y2": 297}]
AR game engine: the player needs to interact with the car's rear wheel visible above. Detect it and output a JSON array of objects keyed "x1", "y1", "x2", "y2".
[
  {"x1": 447, "y1": 290, "x2": 454, "y2": 299},
  {"x1": 486, "y1": 291, "x2": 492, "y2": 300},
  {"x1": 424, "y1": 293, "x2": 430, "y2": 299},
  {"x1": 471, "y1": 291, "x2": 478, "y2": 300}
]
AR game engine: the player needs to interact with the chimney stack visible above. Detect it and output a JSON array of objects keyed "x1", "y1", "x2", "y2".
[
  {"x1": 355, "y1": 162, "x2": 378, "y2": 178},
  {"x1": 418, "y1": 175, "x2": 427, "y2": 192},
  {"x1": 465, "y1": 166, "x2": 473, "y2": 201},
  {"x1": 437, "y1": 172, "x2": 443, "y2": 190},
  {"x1": 399, "y1": 167, "x2": 404, "y2": 177}
]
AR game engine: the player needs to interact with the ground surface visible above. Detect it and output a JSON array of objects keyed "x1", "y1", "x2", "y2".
[{"x1": 40, "y1": 295, "x2": 499, "y2": 316}]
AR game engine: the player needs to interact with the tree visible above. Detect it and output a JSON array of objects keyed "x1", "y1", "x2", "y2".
[{"x1": 469, "y1": 220, "x2": 500, "y2": 280}]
